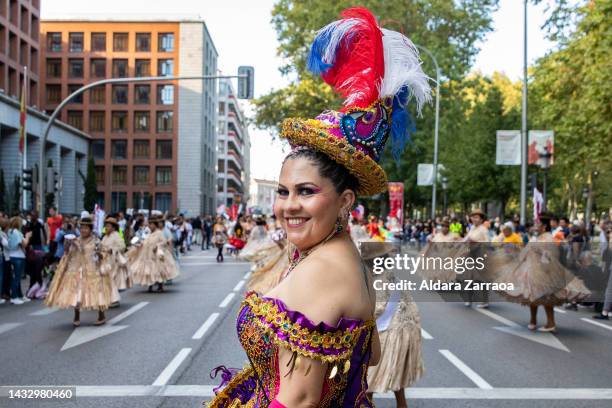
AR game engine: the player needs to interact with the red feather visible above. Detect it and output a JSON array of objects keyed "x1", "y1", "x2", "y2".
[{"x1": 321, "y1": 7, "x2": 384, "y2": 110}]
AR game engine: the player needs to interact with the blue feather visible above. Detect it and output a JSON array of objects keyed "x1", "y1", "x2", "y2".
[
  {"x1": 390, "y1": 86, "x2": 416, "y2": 164},
  {"x1": 307, "y1": 19, "x2": 358, "y2": 75}
]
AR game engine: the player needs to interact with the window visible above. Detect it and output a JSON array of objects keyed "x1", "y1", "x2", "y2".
[
  {"x1": 135, "y1": 59, "x2": 150, "y2": 77},
  {"x1": 67, "y1": 110, "x2": 83, "y2": 130},
  {"x1": 158, "y1": 33, "x2": 174, "y2": 52},
  {"x1": 68, "y1": 84, "x2": 83, "y2": 103},
  {"x1": 68, "y1": 59, "x2": 84, "y2": 78},
  {"x1": 218, "y1": 120, "x2": 225, "y2": 134},
  {"x1": 136, "y1": 33, "x2": 150, "y2": 52},
  {"x1": 90, "y1": 59, "x2": 106, "y2": 78},
  {"x1": 133, "y1": 166, "x2": 149, "y2": 185},
  {"x1": 89, "y1": 86, "x2": 105, "y2": 104},
  {"x1": 113, "y1": 33, "x2": 128, "y2": 52},
  {"x1": 133, "y1": 192, "x2": 152, "y2": 210},
  {"x1": 111, "y1": 111, "x2": 128, "y2": 132},
  {"x1": 95, "y1": 166, "x2": 105, "y2": 185},
  {"x1": 157, "y1": 84, "x2": 173, "y2": 105},
  {"x1": 91, "y1": 33, "x2": 106, "y2": 51},
  {"x1": 90, "y1": 111, "x2": 105, "y2": 132},
  {"x1": 112, "y1": 59, "x2": 128, "y2": 78},
  {"x1": 112, "y1": 85, "x2": 128, "y2": 104},
  {"x1": 134, "y1": 111, "x2": 149, "y2": 132},
  {"x1": 69, "y1": 32, "x2": 83, "y2": 52},
  {"x1": 46, "y1": 32, "x2": 61, "y2": 52},
  {"x1": 155, "y1": 193, "x2": 172, "y2": 213},
  {"x1": 46, "y1": 84, "x2": 61, "y2": 103},
  {"x1": 217, "y1": 140, "x2": 225, "y2": 154},
  {"x1": 111, "y1": 140, "x2": 127, "y2": 160},
  {"x1": 157, "y1": 59, "x2": 173, "y2": 76},
  {"x1": 156, "y1": 111, "x2": 173, "y2": 132},
  {"x1": 156, "y1": 167, "x2": 172, "y2": 185},
  {"x1": 46, "y1": 59, "x2": 61, "y2": 78},
  {"x1": 133, "y1": 140, "x2": 149, "y2": 159},
  {"x1": 218, "y1": 102, "x2": 225, "y2": 115},
  {"x1": 135, "y1": 85, "x2": 150, "y2": 104},
  {"x1": 111, "y1": 192, "x2": 127, "y2": 213},
  {"x1": 156, "y1": 140, "x2": 172, "y2": 159},
  {"x1": 112, "y1": 166, "x2": 127, "y2": 185},
  {"x1": 91, "y1": 140, "x2": 105, "y2": 159}
]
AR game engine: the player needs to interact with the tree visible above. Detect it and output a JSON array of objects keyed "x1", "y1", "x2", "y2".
[
  {"x1": 83, "y1": 157, "x2": 97, "y2": 212},
  {"x1": 254, "y1": 0, "x2": 501, "y2": 133}
]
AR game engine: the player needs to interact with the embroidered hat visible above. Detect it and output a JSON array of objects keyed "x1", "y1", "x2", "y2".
[{"x1": 280, "y1": 7, "x2": 431, "y2": 196}]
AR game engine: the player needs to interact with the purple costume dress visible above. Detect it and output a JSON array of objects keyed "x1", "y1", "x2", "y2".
[{"x1": 207, "y1": 291, "x2": 376, "y2": 407}]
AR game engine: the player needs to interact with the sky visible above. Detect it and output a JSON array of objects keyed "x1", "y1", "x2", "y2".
[{"x1": 43, "y1": 0, "x2": 559, "y2": 182}]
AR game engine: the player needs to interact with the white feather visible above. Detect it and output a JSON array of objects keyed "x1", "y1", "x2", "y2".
[
  {"x1": 318, "y1": 18, "x2": 360, "y2": 65},
  {"x1": 380, "y1": 28, "x2": 432, "y2": 115}
]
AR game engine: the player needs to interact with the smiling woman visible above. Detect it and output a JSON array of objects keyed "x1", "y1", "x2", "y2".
[{"x1": 207, "y1": 6, "x2": 430, "y2": 408}]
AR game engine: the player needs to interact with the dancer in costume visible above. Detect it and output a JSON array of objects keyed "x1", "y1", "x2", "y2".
[
  {"x1": 495, "y1": 212, "x2": 590, "y2": 332},
  {"x1": 208, "y1": 7, "x2": 430, "y2": 407},
  {"x1": 417, "y1": 220, "x2": 462, "y2": 283},
  {"x1": 100, "y1": 216, "x2": 130, "y2": 307},
  {"x1": 245, "y1": 224, "x2": 288, "y2": 294},
  {"x1": 365, "y1": 244, "x2": 424, "y2": 408},
  {"x1": 460, "y1": 209, "x2": 492, "y2": 308},
  {"x1": 212, "y1": 216, "x2": 228, "y2": 262},
  {"x1": 45, "y1": 215, "x2": 111, "y2": 326},
  {"x1": 130, "y1": 215, "x2": 179, "y2": 292},
  {"x1": 350, "y1": 218, "x2": 369, "y2": 244},
  {"x1": 240, "y1": 215, "x2": 277, "y2": 265}
]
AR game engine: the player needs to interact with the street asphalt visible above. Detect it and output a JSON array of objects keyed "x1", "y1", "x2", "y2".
[{"x1": 0, "y1": 246, "x2": 611, "y2": 407}]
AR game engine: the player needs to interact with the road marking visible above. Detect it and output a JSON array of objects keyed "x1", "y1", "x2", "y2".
[
  {"x1": 421, "y1": 328, "x2": 433, "y2": 340},
  {"x1": 474, "y1": 308, "x2": 519, "y2": 328},
  {"x1": 192, "y1": 313, "x2": 219, "y2": 340},
  {"x1": 244, "y1": 271, "x2": 252, "y2": 280},
  {"x1": 30, "y1": 307, "x2": 59, "y2": 316},
  {"x1": 233, "y1": 280, "x2": 245, "y2": 292},
  {"x1": 57, "y1": 385, "x2": 612, "y2": 399},
  {"x1": 553, "y1": 307, "x2": 567, "y2": 314},
  {"x1": 108, "y1": 302, "x2": 149, "y2": 325},
  {"x1": 493, "y1": 326, "x2": 570, "y2": 352},
  {"x1": 152, "y1": 348, "x2": 192, "y2": 386},
  {"x1": 61, "y1": 302, "x2": 149, "y2": 351},
  {"x1": 219, "y1": 293, "x2": 235, "y2": 308},
  {"x1": 0, "y1": 323, "x2": 23, "y2": 336},
  {"x1": 439, "y1": 350, "x2": 493, "y2": 390},
  {"x1": 581, "y1": 317, "x2": 612, "y2": 331},
  {"x1": 179, "y1": 262, "x2": 245, "y2": 266}
]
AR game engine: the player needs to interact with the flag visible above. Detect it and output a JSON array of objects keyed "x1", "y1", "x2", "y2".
[
  {"x1": 19, "y1": 78, "x2": 26, "y2": 154},
  {"x1": 533, "y1": 187, "x2": 543, "y2": 223}
]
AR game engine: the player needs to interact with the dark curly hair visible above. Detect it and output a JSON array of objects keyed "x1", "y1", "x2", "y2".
[{"x1": 283, "y1": 148, "x2": 359, "y2": 194}]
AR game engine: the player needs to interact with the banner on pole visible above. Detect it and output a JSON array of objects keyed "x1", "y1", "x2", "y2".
[
  {"x1": 528, "y1": 130, "x2": 554, "y2": 167},
  {"x1": 417, "y1": 164, "x2": 434, "y2": 186},
  {"x1": 495, "y1": 130, "x2": 521, "y2": 165},
  {"x1": 388, "y1": 182, "x2": 404, "y2": 225}
]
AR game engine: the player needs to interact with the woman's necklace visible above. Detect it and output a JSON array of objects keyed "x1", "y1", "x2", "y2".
[{"x1": 282, "y1": 226, "x2": 342, "y2": 281}]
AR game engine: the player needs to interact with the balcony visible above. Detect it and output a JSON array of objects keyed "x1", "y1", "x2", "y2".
[{"x1": 225, "y1": 150, "x2": 243, "y2": 169}]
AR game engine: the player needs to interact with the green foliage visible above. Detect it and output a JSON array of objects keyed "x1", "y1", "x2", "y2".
[
  {"x1": 83, "y1": 157, "x2": 97, "y2": 212},
  {"x1": 529, "y1": 0, "x2": 612, "y2": 215}
]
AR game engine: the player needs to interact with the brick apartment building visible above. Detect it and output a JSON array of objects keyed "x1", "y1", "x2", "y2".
[{"x1": 40, "y1": 16, "x2": 218, "y2": 216}]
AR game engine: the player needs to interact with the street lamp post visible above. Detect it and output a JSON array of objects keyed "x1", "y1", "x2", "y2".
[
  {"x1": 37, "y1": 73, "x2": 249, "y2": 217},
  {"x1": 520, "y1": 0, "x2": 529, "y2": 226},
  {"x1": 415, "y1": 45, "x2": 441, "y2": 220},
  {"x1": 441, "y1": 176, "x2": 448, "y2": 216},
  {"x1": 538, "y1": 150, "x2": 552, "y2": 211}
]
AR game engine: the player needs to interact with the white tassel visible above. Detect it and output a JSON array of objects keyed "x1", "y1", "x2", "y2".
[{"x1": 379, "y1": 29, "x2": 432, "y2": 115}]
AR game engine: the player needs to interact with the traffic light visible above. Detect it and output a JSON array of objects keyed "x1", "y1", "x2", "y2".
[
  {"x1": 46, "y1": 167, "x2": 59, "y2": 193},
  {"x1": 237, "y1": 66, "x2": 255, "y2": 99},
  {"x1": 22, "y1": 168, "x2": 33, "y2": 192},
  {"x1": 527, "y1": 173, "x2": 538, "y2": 192}
]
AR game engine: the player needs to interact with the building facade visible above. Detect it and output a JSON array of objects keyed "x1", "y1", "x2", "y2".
[
  {"x1": 216, "y1": 78, "x2": 249, "y2": 208},
  {"x1": 249, "y1": 178, "x2": 277, "y2": 215},
  {"x1": 40, "y1": 16, "x2": 218, "y2": 216},
  {"x1": 0, "y1": 0, "x2": 91, "y2": 216}
]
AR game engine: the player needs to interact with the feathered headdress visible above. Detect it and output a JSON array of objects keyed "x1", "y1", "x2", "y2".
[{"x1": 280, "y1": 7, "x2": 431, "y2": 196}]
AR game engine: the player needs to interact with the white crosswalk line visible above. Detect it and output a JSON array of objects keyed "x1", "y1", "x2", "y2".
[
  {"x1": 0, "y1": 323, "x2": 23, "y2": 336},
  {"x1": 29, "y1": 307, "x2": 59, "y2": 316},
  {"x1": 108, "y1": 302, "x2": 149, "y2": 325},
  {"x1": 439, "y1": 349, "x2": 493, "y2": 390},
  {"x1": 474, "y1": 307, "x2": 519, "y2": 328},
  {"x1": 192, "y1": 313, "x2": 219, "y2": 340},
  {"x1": 233, "y1": 280, "x2": 245, "y2": 292},
  {"x1": 152, "y1": 348, "x2": 192, "y2": 386}
]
